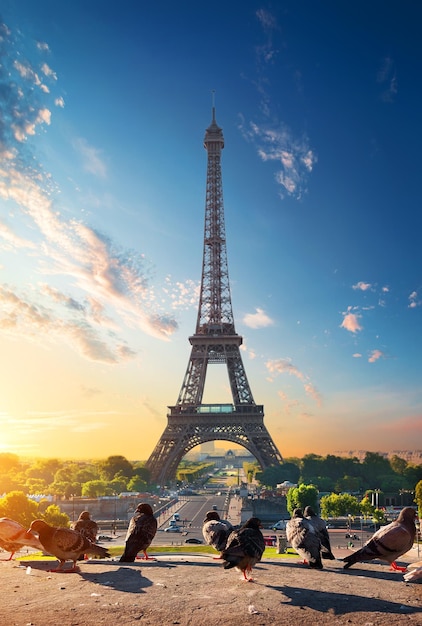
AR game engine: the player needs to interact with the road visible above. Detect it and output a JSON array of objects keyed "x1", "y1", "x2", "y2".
[{"x1": 98, "y1": 495, "x2": 378, "y2": 552}]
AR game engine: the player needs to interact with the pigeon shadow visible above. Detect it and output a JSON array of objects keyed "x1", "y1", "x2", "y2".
[
  {"x1": 267, "y1": 584, "x2": 422, "y2": 616},
  {"x1": 80, "y1": 566, "x2": 153, "y2": 593}
]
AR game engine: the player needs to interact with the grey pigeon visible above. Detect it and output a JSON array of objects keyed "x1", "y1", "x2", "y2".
[
  {"x1": 286, "y1": 508, "x2": 323, "y2": 569},
  {"x1": 343, "y1": 507, "x2": 417, "y2": 571},
  {"x1": 202, "y1": 510, "x2": 233, "y2": 558},
  {"x1": 29, "y1": 519, "x2": 110, "y2": 572},
  {"x1": 120, "y1": 503, "x2": 158, "y2": 562},
  {"x1": 304, "y1": 505, "x2": 335, "y2": 560},
  {"x1": 221, "y1": 517, "x2": 265, "y2": 581}
]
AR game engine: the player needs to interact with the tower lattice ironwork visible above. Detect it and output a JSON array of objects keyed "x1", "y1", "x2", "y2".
[{"x1": 146, "y1": 106, "x2": 283, "y2": 486}]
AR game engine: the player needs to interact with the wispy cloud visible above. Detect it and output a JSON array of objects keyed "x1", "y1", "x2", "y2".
[
  {"x1": 266, "y1": 357, "x2": 322, "y2": 406},
  {"x1": 368, "y1": 349, "x2": 384, "y2": 363},
  {"x1": 238, "y1": 118, "x2": 316, "y2": 199},
  {"x1": 238, "y1": 9, "x2": 316, "y2": 200},
  {"x1": 243, "y1": 307, "x2": 274, "y2": 329},
  {"x1": 73, "y1": 137, "x2": 107, "y2": 178},
  {"x1": 0, "y1": 20, "x2": 186, "y2": 364},
  {"x1": 377, "y1": 57, "x2": 397, "y2": 103},
  {"x1": 352, "y1": 281, "x2": 372, "y2": 291}
]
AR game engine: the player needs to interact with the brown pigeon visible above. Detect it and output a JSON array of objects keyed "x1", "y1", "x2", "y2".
[
  {"x1": 29, "y1": 519, "x2": 110, "y2": 572},
  {"x1": 304, "y1": 505, "x2": 335, "y2": 560},
  {"x1": 286, "y1": 508, "x2": 323, "y2": 569},
  {"x1": 119, "y1": 503, "x2": 158, "y2": 562},
  {"x1": 343, "y1": 507, "x2": 417, "y2": 572},
  {"x1": 0, "y1": 517, "x2": 43, "y2": 560},
  {"x1": 202, "y1": 510, "x2": 233, "y2": 559},
  {"x1": 221, "y1": 517, "x2": 265, "y2": 581},
  {"x1": 72, "y1": 511, "x2": 98, "y2": 542},
  {"x1": 71, "y1": 510, "x2": 99, "y2": 561}
]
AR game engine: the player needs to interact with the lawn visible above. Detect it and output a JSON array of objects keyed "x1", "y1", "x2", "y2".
[{"x1": 16, "y1": 545, "x2": 298, "y2": 561}]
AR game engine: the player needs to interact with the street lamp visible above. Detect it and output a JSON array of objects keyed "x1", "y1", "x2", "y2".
[{"x1": 113, "y1": 493, "x2": 117, "y2": 534}]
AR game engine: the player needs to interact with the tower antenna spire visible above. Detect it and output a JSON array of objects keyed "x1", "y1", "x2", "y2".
[{"x1": 211, "y1": 89, "x2": 216, "y2": 121}]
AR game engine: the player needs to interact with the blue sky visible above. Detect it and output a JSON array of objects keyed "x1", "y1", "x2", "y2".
[{"x1": 0, "y1": 1, "x2": 421, "y2": 461}]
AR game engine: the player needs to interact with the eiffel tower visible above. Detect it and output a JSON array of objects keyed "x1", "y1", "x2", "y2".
[{"x1": 146, "y1": 105, "x2": 283, "y2": 486}]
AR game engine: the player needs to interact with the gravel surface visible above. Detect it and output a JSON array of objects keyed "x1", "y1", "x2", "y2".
[{"x1": 3, "y1": 548, "x2": 421, "y2": 626}]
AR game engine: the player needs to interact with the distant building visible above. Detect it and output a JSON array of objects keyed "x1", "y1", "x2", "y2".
[{"x1": 334, "y1": 450, "x2": 422, "y2": 464}]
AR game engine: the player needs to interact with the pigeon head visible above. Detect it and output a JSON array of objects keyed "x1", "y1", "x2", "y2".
[
  {"x1": 136, "y1": 503, "x2": 154, "y2": 515},
  {"x1": 28, "y1": 519, "x2": 48, "y2": 534},
  {"x1": 398, "y1": 507, "x2": 417, "y2": 524},
  {"x1": 303, "y1": 506, "x2": 316, "y2": 517},
  {"x1": 79, "y1": 511, "x2": 91, "y2": 521},
  {"x1": 204, "y1": 511, "x2": 221, "y2": 523},
  {"x1": 243, "y1": 517, "x2": 262, "y2": 529},
  {"x1": 292, "y1": 508, "x2": 304, "y2": 518}
]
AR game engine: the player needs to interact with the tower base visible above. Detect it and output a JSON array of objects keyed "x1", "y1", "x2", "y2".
[{"x1": 146, "y1": 404, "x2": 282, "y2": 486}]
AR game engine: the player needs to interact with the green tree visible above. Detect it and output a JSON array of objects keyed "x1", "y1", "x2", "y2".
[
  {"x1": 127, "y1": 476, "x2": 148, "y2": 492},
  {"x1": 81, "y1": 480, "x2": 110, "y2": 497},
  {"x1": 372, "y1": 508, "x2": 387, "y2": 526},
  {"x1": 335, "y1": 475, "x2": 362, "y2": 493},
  {"x1": 25, "y1": 459, "x2": 61, "y2": 485},
  {"x1": 389, "y1": 455, "x2": 407, "y2": 475},
  {"x1": 361, "y1": 452, "x2": 393, "y2": 489},
  {"x1": 320, "y1": 493, "x2": 360, "y2": 518},
  {"x1": 100, "y1": 456, "x2": 133, "y2": 481},
  {"x1": 404, "y1": 465, "x2": 422, "y2": 490},
  {"x1": 286, "y1": 484, "x2": 318, "y2": 515},
  {"x1": 0, "y1": 491, "x2": 39, "y2": 526},
  {"x1": 109, "y1": 477, "x2": 128, "y2": 494},
  {"x1": 0, "y1": 453, "x2": 20, "y2": 473},
  {"x1": 359, "y1": 496, "x2": 374, "y2": 519},
  {"x1": 25, "y1": 478, "x2": 49, "y2": 495},
  {"x1": 256, "y1": 465, "x2": 292, "y2": 489},
  {"x1": 43, "y1": 504, "x2": 70, "y2": 527},
  {"x1": 415, "y1": 480, "x2": 422, "y2": 518}
]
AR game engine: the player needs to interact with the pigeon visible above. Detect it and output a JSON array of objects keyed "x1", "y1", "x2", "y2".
[
  {"x1": 0, "y1": 517, "x2": 44, "y2": 560},
  {"x1": 221, "y1": 517, "x2": 265, "y2": 581},
  {"x1": 403, "y1": 560, "x2": 422, "y2": 582},
  {"x1": 72, "y1": 511, "x2": 98, "y2": 542},
  {"x1": 71, "y1": 510, "x2": 99, "y2": 560},
  {"x1": 29, "y1": 519, "x2": 110, "y2": 572},
  {"x1": 343, "y1": 507, "x2": 417, "y2": 572},
  {"x1": 119, "y1": 503, "x2": 158, "y2": 562},
  {"x1": 202, "y1": 510, "x2": 233, "y2": 559},
  {"x1": 304, "y1": 505, "x2": 335, "y2": 560},
  {"x1": 286, "y1": 508, "x2": 323, "y2": 569}
]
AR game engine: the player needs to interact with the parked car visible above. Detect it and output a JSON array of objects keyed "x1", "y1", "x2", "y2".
[
  {"x1": 185, "y1": 538, "x2": 202, "y2": 544},
  {"x1": 97, "y1": 535, "x2": 113, "y2": 542},
  {"x1": 164, "y1": 525, "x2": 181, "y2": 532},
  {"x1": 173, "y1": 513, "x2": 181, "y2": 521},
  {"x1": 272, "y1": 520, "x2": 287, "y2": 531},
  {"x1": 212, "y1": 505, "x2": 218, "y2": 511}
]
